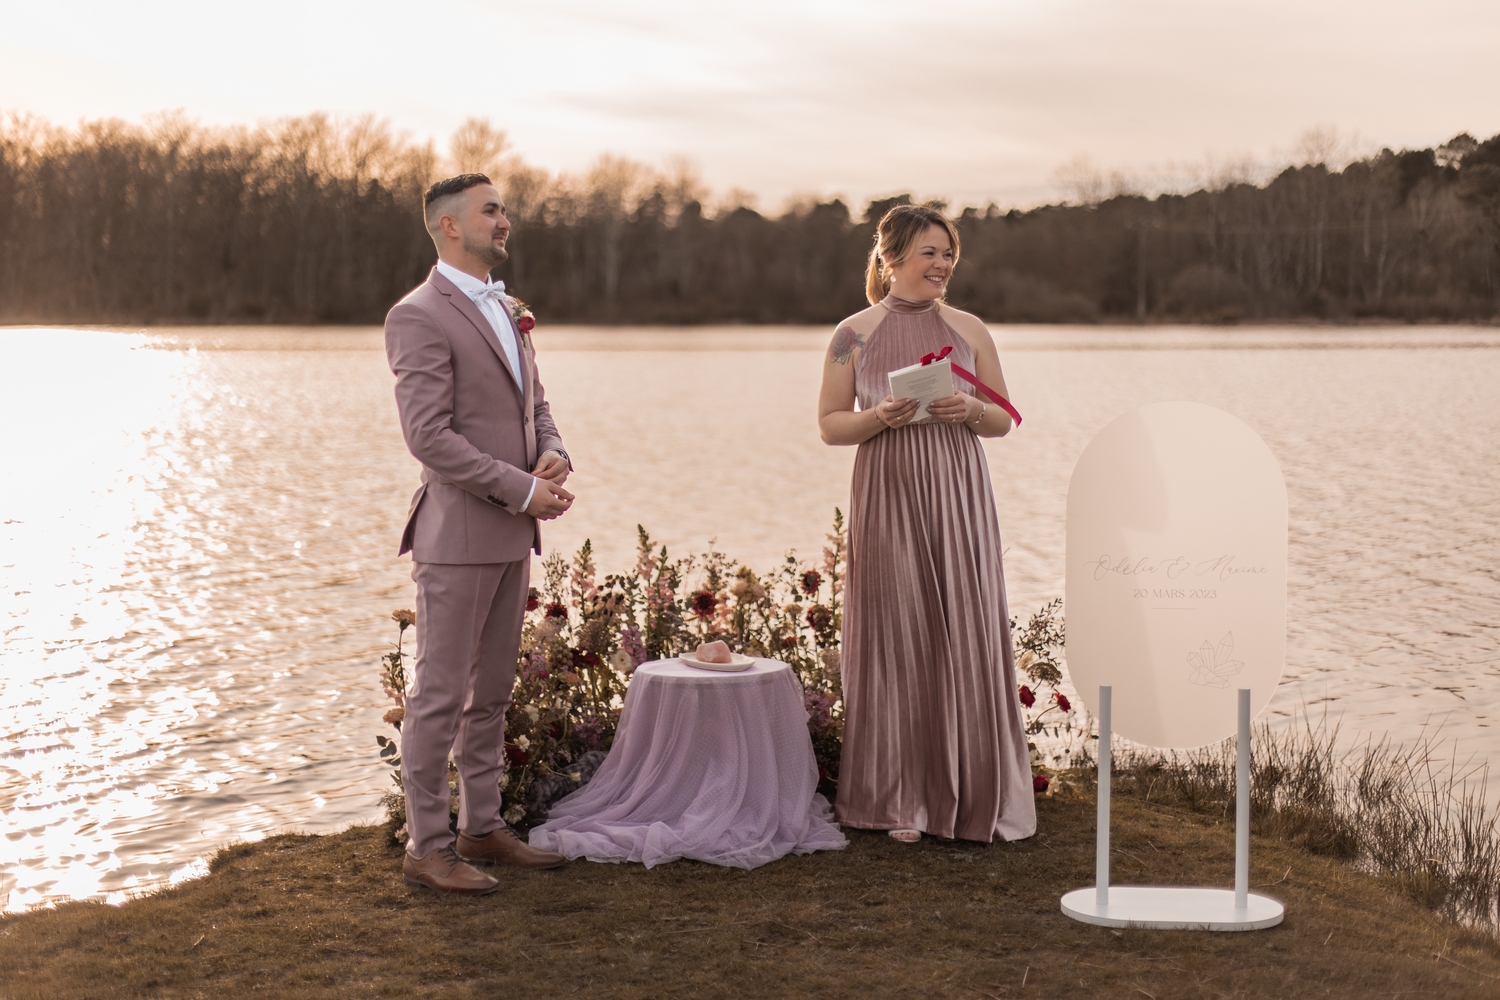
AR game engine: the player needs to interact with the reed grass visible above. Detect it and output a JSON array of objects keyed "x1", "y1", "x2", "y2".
[{"x1": 1085, "y1": 713, "x2": 1500, "y2": 932}]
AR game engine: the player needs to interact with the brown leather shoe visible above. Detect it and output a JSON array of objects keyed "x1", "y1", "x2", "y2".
[
  {"x1": 457, "y1": 825, "x2": 568, "y2": 869},
  {"x1": 403, "y1": 845, "x2": 501, "y2": 894}
]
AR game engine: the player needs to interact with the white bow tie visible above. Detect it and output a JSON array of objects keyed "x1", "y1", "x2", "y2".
[{"x1": 468, "y1": 281, "x2": 507, "y2": 304}]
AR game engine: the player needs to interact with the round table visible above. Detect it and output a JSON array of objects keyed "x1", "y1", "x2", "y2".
[{"x1": 528, "y1": 657, "x2": 847, "y2": 869}]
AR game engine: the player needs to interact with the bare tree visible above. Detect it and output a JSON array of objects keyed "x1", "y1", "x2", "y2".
[{"x1": 448, "y1": 118, "x2": 510, "y2": 177}]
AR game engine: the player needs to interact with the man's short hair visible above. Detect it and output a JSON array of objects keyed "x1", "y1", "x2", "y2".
[
  {"x1": 424, "y1": 173, "x2": 492, "y2": 210},
  {"x1": 423, "y1": 173, "x2": 493, "y2": 241}
]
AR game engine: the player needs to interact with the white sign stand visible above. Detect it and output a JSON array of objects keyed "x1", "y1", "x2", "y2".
[
  {"x1": 1061, "y1": 401, "x2": 1288, "y2": 931},
  {"x1": 1060, "y1": 686, "x2": 1283, "y2": 930}
]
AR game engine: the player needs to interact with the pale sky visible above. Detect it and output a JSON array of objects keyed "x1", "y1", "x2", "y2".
[{"x1": 3, "y1": 0, "x2": 1498, "y2": 209}]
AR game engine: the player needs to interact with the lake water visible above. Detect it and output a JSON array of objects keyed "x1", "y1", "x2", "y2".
[{"x1": 2, "y1": 323, "x2": 1498, "y2": 912}]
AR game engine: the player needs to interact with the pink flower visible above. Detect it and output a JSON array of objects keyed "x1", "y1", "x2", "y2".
[
  {"x1": 619, "y1": 625, "x2": 646, "y2": 668},
  {"x1": 1018, "y1": 685, "x2": 1036, "y2": 708},
  {"x1": 521, "y1": 648, "x2": 549, "y2": 682},
  {"x1": 804, "y1": 689, "x2": 835, "y2": 729}
]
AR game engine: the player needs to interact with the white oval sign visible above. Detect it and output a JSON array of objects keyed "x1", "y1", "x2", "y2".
[{"x1": 1065, "y1": 401, "x2": 1287, "y2": 749}]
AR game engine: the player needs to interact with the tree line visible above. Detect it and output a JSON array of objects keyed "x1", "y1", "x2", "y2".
[{"x1": 2, "y1": 113, "x2": 1497, "y2": 325}]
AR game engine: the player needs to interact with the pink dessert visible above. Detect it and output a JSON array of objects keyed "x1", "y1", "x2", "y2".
[{"x1": 695, "y1": 640, "x2": 733, "y2": 663}]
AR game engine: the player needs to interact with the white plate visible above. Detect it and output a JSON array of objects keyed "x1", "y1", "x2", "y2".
[{"x1": 677, "y1": 652, "x2": 756, "y2": 672}]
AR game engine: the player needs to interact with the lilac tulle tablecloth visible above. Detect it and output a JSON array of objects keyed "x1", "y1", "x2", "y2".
[{"x1": 528, "y1": 657, "x2": 847, "y2": 869}]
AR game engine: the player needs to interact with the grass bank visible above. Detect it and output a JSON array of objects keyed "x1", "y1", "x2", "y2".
[{"x1": 3, "y1": 789, "x2": 1499, "y2": 999}]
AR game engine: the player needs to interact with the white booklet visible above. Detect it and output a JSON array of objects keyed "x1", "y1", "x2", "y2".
[{"x1": 888, "y1": 358, "x2": 955, "y2": 424}]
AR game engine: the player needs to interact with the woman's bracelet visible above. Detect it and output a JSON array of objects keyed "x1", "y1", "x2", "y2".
[{"x1": 970, "y1": 401, "x2": 986, "y2": 425}]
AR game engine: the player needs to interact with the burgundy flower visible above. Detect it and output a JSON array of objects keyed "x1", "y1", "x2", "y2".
[
  {"x1": 545, "y1": 602, "x2": 568, "y2": 620},
  {"x1": 1054, "y1": 692, "x2": 1072, "y2": 713},
  {"x1": 525, "y1": 588, "x2": 540, "y2": 613},
  {"x1": 1018, "y1": 684, "x2": 1036, "y2": 708},
  {"x1": 505, "y1": 743, "x2": 530, "y2": 766},
  {"x1": 800, "y1": 570, "x2": 822, "y2": 596},
  {"x1": 548, "y1": 723, "x2": 563, "y2": 739},
  {"x1": 689, "y1": 589, "x2": 718, "y2": 618},
  {"x1": 1033, "y1": 773, "x2": 1050, "y2": 795},
  {"x1": 573, "y1": 715, "x2": 605, "y2": 753},
  {"x1": 805, "y1": 604, "x2": 833, "y2": 632},
  {"x1": 517, "y1": 315, "x2": 535, "y2": 333}
]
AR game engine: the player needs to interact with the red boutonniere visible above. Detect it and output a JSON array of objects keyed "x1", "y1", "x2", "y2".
[{"x1": 510, "y1": 298, "x2": 536, "y2": 336}]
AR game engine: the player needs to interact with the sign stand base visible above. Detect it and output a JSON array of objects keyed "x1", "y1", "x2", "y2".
[
  {"x1": 1060, "y1": 886, "x2": 1283, "y2": 931},
  {"x1": 1061, "y1": 686, "x2": 1285, "y2": 932}
]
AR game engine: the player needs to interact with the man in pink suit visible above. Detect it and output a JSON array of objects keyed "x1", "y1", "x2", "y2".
[{"x1": 386, "y1": 173, "x2": 574, "y2": 894}]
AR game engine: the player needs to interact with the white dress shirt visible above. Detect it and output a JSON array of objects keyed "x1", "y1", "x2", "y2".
[{"x1": 435, "y1": 259, "x2": 540, "y2": 513}]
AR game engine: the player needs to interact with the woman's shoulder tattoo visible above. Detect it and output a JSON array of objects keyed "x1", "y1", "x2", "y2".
[{"x1": 829, "y1": 325, "x2": 866, "y2": 365}]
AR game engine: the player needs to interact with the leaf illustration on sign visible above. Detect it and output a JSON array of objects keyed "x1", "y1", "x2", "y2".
[{"x1": 1187, "y1": 633, "x2": 1245, "y2": 688}]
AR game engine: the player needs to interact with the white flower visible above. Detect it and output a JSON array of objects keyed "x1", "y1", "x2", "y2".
[
  {"x1": 819, "y1": 647, "x2": 841, "y2": 676},
  {"x1": 516, "y1": 734, "x2": 531, "y2": 750},
  {"x1": 524, "y1": 704, "x2": 540, "y2": 722},
  {"x1": 503, "y1": 804, "x2": 526, "y2": 825}
]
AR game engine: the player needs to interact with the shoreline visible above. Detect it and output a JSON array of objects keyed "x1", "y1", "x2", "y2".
[
  {"x1": 2, "y1": 787, "x2": 1497, "y2": 998},
  {"x1": 3, "y1": 316, "x2": 1500, "y2": 331}
]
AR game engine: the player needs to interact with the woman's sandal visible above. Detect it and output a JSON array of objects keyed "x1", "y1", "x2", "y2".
[{"x1": 888, "y1": 829, "x2": 921, "y2": 843}]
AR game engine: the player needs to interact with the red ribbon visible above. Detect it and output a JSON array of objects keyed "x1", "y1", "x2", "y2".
[{"x1": 919, "y1": 345, "x2": 1022, "y2": 427}]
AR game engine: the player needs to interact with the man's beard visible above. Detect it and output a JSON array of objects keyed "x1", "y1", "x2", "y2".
[{"x1": 463, "y1": 231, "x2": 509, "y2": 266}]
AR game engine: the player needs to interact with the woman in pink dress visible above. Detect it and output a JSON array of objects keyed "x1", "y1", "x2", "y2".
[{"x1": 816, "y1": 204, "x2": 1035, "y2": 843}]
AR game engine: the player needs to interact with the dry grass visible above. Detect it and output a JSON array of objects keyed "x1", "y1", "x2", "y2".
[{"x1": 3, "y1": 790, "x2": 1499, "y2": 999}]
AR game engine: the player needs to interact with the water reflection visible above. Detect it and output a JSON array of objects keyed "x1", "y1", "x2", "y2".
[
  {"x1": 2, "y1": 324, "x2": 1498, "y2": 912},
  {"x1": 2, "y1": 329, "x2": 415, "y2": 912}
]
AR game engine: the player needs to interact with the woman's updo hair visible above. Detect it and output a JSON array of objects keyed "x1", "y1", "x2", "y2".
[{"x1": 865, "y1": 203, "x2": 962, "y2": 305}]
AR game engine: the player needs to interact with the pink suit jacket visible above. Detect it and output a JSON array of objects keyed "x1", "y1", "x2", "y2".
[{"x1": 385, "y1": 267, "x2": 567, "y2": 564}]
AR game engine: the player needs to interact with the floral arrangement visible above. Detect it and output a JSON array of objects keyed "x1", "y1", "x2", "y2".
[
  {"x1": 1010, "y1": 596, "x2": 1088, "y2": 792},
  {"x1": 375, "y1": 511, "x2": 1075, "y2": 836},
  {"x1": 509, "y1": 297, "x2": 536, "y2": 336}
]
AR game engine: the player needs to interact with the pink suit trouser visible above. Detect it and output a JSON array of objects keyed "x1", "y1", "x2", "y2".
[{"x1": 401, "y1": 558, "x2": 529, "y2": 858}]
